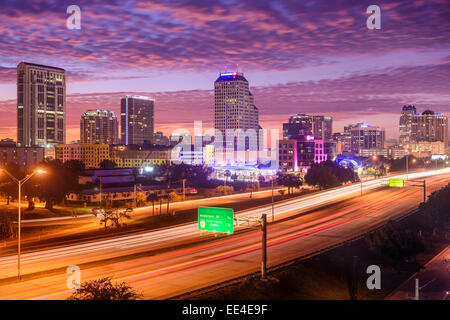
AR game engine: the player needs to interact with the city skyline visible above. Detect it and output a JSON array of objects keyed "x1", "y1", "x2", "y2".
[
  {"x1": 0, "y1": 0, "x2": 449, "y2": 142},
  {"x1": 0, "y1": 1, "x2": 449, "y2": 304}
]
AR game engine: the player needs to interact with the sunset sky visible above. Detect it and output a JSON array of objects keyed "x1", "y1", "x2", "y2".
[{"x1": 0, "y1": 0, "x2": 449, "y2": 142}]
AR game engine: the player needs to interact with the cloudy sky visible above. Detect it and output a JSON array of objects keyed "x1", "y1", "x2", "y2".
[{"x1": 0, "y1": 0, "x2": 449, "y2": 142}]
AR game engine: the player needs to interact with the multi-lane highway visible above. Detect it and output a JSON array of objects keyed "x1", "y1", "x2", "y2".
[{"x1": 0, "y1": 169, "x2": 448, "y2": 299}]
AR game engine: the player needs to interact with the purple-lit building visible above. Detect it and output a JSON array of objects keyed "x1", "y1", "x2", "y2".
[{"x1": 279, "y1": 135, "x2": 327, "y2": 174}]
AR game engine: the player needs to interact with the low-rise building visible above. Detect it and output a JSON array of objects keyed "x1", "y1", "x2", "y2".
[
  {"x1": 407, "y1": 141, "x2": 447, "y2": 158},
  {"x1": 56, "y1": 143, "x2": 110, "y2": 168},
  {"x1": 0, "y1": 139, "x2": 44, "y2": 170},
  {"x1": 279, "y1": 135, "x2": 327, "y2": 173},
  {"x1": 110, "y1": 144, "x2": 172, "y2": 167}
]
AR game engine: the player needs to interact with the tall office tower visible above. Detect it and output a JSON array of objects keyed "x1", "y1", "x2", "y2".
[
  {"x1": 399, "y1": 105, "x2": 416, "y2": 147},
  {"x1": 283, "y1": 114, "x2": 313, "y2": 139},
  {"x1": 283, "y1": 114, "x2": 332, "y2": 141},
  {"x1": 17, "y1": 62, "x2": 66, "y2": 147},
  {"x1": 214, "y1": 72, "x2": 260, "y2": 151},
  {"x1": 120, "y1": 95, "x2": 154, "y2": 145},
  {"x1": 333, "y1": 132, "x2": 352, "y2": 154},
  {"x1": 80, "y1": 109, "x2": 118, "y2": 144},
  {"x1": 349, "y1": 123, "x2": 385, "y2": 156},
  {"x1": 312, "y1": 116, "x2": 332, "y2": 141},
  {"x1": 411, "y1": 110, "x2": 448, "y2": 144}
]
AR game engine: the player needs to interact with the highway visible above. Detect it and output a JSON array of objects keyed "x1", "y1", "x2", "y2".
[{"x1": 0, "y1": 168, "x2": 448, "y2": 299}]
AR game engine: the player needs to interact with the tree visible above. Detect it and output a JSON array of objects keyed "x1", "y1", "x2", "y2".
[
  {"x1": 99, "y1": 209, "x2": 131, "y2": 231},
  {"x1": 365, "y1": 222, "x2": 425, "y2": 263},
  {"x1": 224, "y1": 170, "x2": 231, "y2": 186},
  {"x1": 99, "y1": 159, "x2": 117, "y2": 169},
  {"x1": 276, "y1": 173, "x2": 303, "y2": 195},
  {"x1": 29, "y1": 160, "x2": 81, "y2": 210},
  {"x1": 321, "y1": 160, "x2": 359, "y2": 184},
  {"x1": 0, "y1": 163, "x2": 25, "y2": 205},
  {"x1": 68, "y1": 277, "x2": 142, "y2": 300},
  {"x1": 165, "y1": 191, "x2": 180, "y2": 214},
  {"x1": 305, "y1": 164, "x2": 340, "y2": 190},
  {"x1": 216, "y1": 185, "x2": 234, "y2": 195},
  {"x1": 148, "y1": 193, "x2": 158, "y2": 216},
  {"x1": 418, "y1": 182, "x2": 450, "y2": 228},
  {"x1": 0, "y1": 216, "x2": 16, "y2": 241},
  {"x1": 135, "y1": 192, "x2": 147, "y2": 207}
]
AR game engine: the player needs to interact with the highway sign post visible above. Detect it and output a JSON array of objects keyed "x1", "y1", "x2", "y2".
[
  {"x1": 198, "y1": 207, "x2": 234, "y2": 234},
  {"x1": 388, "y1": 178, "x2": 427, "y2": 202},
  {"x1": 389, "y1": 178, "x2": 404, "y2": 188},
  {"x1": 404, "y1": 180, "x2": 427, "y2": 203}
]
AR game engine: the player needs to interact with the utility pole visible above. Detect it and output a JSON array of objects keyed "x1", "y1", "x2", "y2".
[
  {"x1": 250, "y1": 174, "x2": 253, "y2": 199},
  {"x1": 99, "y1": 176, "x2": 102, "y2": 206},
  {"x1": 423, "y1": 180, "x2": 426, "y2": 203},
  {"x1": 1, "y1": 168, "x2": 46, "y2": 280},
  {"x1": 271, "y1": 176, "x2": 274, "y2": 222},
  {"x1": 261, "y1": 213, "x2": 267, "y2": 280},
  {"x1": 406, "y1": 155, "x2": 409, "y2": 180},
  {"x1": 350, "y1": 256, "x2": 359, "y2": 300},
  {"x1": 17, "y1": 180, "x2": 22, "y2": 280},
  {"x1": 134, "y1": 183, "x2": 137, "y2": 208},
  {"x1": 415, "y1": 278, "x2": 419, "y2": 300}
]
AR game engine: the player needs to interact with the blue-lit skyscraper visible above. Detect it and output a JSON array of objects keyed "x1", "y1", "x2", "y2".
[{"x1": 214, "y1": 72, "x2": 260, "y2": 153}]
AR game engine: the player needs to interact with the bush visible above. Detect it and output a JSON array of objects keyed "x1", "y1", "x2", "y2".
[
  {"x1": 418, "y1": 182, "x2": 450, "y2": 228},
  {"x1": 0, "y1": 215, "x2": 16, "y2": 241},
  {"x1": 68, "y1": 277, "x2": 142, "y2": 300},
  {"x1": 168, "y1": 191, "x2": 179, "y2": 202},
  {"x1": 365, "y1": 222, "x2": 425, "y2": 263},
  {"x1": 216, "y1": 185, "x2": 234, "y2": 195}
]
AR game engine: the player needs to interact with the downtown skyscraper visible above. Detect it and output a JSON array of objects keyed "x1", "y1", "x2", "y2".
[
  {"x1": 80, "y1": 109, "x2": 118, "y2": 144},
  {"x1": 283, "y1": 114, "x2": 332, "y2": 141},
  {"x1": 214, "y1": 72, "x2": 260, "y2": 151},
  {"x1": 120, "y1": 95, "x2": 154, "y2": 145},
  {"x1": 399, "y1": 105, "x2": 416, "y2": 147},
  {"x1": 17, "y1": 62, "x2": 66, "y2": 147}
]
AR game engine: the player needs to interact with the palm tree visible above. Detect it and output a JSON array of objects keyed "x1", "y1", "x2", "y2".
[{"x1": 148, "y1": 193, "x2": 158, "y2": 216}]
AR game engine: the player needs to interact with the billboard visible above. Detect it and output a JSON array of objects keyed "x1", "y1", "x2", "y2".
[
  {"x1": 198, "y1": 207, "x2": 234, "y2": 234},
  {"x1": 389, "y1": 178, "x2": 404, "y2": 188}
]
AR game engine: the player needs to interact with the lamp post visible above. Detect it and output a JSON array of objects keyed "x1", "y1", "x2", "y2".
[
  {"x1": 406, "y1": 155, "x2": 409, "y2": 180},
  {"x1": 1, "y1": 168, "x2": 46, "y2": 280},
  {"x1": 271, "y1": 175, "x2": 275, "y2": 222}
]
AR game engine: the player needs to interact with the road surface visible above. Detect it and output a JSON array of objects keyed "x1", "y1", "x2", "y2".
[{"x1": 0, "y1": 169, "x2": 448, "y2": 299}]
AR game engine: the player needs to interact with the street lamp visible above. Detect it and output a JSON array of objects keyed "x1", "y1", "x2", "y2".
[
  {"x1": 271, "y1": 175, "x2": 275, "y2": 222},
  {"x1": 406, "y1": 155, "x2": 409, "y2": 180},
  {"x1": 0, "y1": 167, "x2": 47, "y2": 280}
]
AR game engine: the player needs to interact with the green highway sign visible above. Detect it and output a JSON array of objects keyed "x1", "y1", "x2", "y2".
[
  {"x1": 389, "y1": 178, "x2": 404, "y2": 188},
  {"x1": 198, "y1": 207, "x2": 234, "y2": 234}
]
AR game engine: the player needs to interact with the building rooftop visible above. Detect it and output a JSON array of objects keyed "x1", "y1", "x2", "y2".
[
  {"x1": 19, "y1": 61, "x2": 65, "y2": 71},
  {"x1": 82, "y1": 109, "x2": 116, "y2": 117},
  {"x1": 215, "y1": 72, "x2": 248, "y2": 82},
  {"x1": 123, "y1": 95, "x2": 154, "y2": 101}
]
